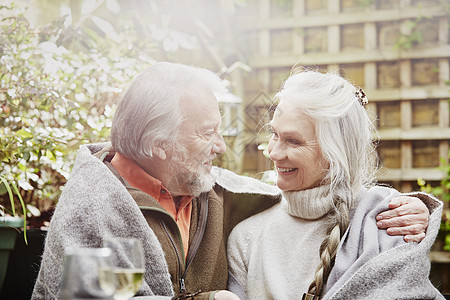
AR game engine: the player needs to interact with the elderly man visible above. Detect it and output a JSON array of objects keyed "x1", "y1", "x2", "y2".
[{"x1": 32, "y1": 62, "x2": 430, "y2": 300}]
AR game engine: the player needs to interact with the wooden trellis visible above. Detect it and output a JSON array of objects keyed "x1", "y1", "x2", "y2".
[{"x1": 231, "y1": 0, "x2": 450, "y2": 194}]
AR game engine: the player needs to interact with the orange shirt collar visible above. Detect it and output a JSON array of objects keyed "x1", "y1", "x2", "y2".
[{"x1": 111, "y1": 152, "x2": 192, "y2": 257}]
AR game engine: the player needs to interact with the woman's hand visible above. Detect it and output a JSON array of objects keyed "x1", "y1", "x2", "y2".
[
  {"x1": 214, "y1": 290, "x2": 241, "y2": 300},
  {"x1": 376, "y1": 196, "x2": 429, "y2": 243}
]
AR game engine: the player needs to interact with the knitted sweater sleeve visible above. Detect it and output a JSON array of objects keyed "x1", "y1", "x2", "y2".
[{"x1": 227, "y1": 219, "x2": 255, "y2": 300}]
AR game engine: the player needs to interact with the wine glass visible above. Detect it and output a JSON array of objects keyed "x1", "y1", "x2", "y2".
[
  {"x1": 60, "y1": 247, "x2": 116, "y2": 300},
  {"x1": 103, "y1": 237, "x2": 146, "y2": 300}
]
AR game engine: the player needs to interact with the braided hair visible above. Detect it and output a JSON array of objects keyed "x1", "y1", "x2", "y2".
[
  {"x1": 275, "y1": 69, "x2": 377, "y2": 299},
  {"x1": 305, "y1": 190, "x2": 353, "y2": 298}
]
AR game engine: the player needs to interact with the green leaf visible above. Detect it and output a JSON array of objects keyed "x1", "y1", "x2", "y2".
[
  {"x1": 46, "y1": 150, "x2": 56, "y2": 162},
  {"x1": 0, "y1": 182, "x2": 7, "y2": 196},
  {"x1": 443, "y1": 194, "x2": 450, "y2": 202},
  {"x1": 36, "y1": 149, "x2": 42, "y2": 159},
  {"x1": 23, "y1": 151, "x2": 30, "y2": 161},
  {"x1": 16, "y1": 129, "x2": 33, "y2": 139},
  {"x1": 405, "y1": 20, "x2": 416, "y2": 29},
  {"x1": 10, "y1": 182, "x2": 27, "y2": 245},
  {"x1": 445, "y1": 234, "x2": 450, "y2": 248},
  {"x1": 433, "y1": 187, "x2": 444, "y2": 195},
  {"x1": 417, "y1": 178, "x2": 426, "y2": 187},
  {"x1": 18, "y1": 162, "x2": 27, "y2": 172},
  {"x1": 0, "y1": 177, "x2": 15, "y2": 216}
]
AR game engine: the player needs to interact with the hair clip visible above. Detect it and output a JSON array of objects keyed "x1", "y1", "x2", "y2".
[
  {"x1": 302, "y1": 293, "x2": 319, "y2": 300},
  {"x1": 355, "y1": 88, "x2": 368, "y2": 106}
]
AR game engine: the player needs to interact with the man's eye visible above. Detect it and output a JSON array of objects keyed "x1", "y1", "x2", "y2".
[{"x1": 204, "y1": 131, "x2": 215, "y2": 138}]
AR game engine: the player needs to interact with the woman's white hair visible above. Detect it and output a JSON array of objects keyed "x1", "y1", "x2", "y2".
[
  {"x1": 275, "y1": 69, "x2": 378, "y2": 298},
  {"x1": 111, "y1": 62, "x2": 232, "y2": 160},
  {"x1": 275, "y1": 69, "x2": 377, "y2": 196}
]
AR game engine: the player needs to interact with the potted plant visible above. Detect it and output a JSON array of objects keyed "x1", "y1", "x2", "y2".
[
  {"x1": 0, "y1": 174, "x2": 30, "y2": 293},
  {"x1": 0, "y1": 214, "x2": 23, "y2": 291}
]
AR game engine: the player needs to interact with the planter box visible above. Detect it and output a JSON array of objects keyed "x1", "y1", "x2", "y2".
[
  {"x1": 0, "y1": 228, "x2": 46, "y2": 300},
  {"x1": 0, "y1": 218, "x2": 23, "y2": 291}
]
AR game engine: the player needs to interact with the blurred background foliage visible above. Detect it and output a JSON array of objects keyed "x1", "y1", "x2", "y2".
[
  {"x1": 419, "y1": 154, "x2": 450, "y2": 251},
  {"x1": 0, "y1": 0, "x2": 247, "y2": 227}
]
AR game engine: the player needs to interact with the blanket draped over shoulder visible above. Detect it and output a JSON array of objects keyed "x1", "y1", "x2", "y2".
[
  {"x1": 32, "y1": 144, "x2": 174, "y2": 300},
  {"x1": 324, "y1": 187, "x2": 444, "y2": 299}
]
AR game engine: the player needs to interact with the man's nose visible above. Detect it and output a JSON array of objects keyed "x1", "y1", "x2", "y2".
[{"x1": 213, "y1": 133, "x2": 226, "y2": 154}]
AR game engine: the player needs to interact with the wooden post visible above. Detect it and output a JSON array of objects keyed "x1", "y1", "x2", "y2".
[
  {"x1": 400, "y1": 60, "x2": 412, "y2": 89},
  {"x1": 364, "y1": 63, "x2": 376, "y2": 90},
  {"x1": 439, "y1": 16, "x2": 448, "y2": 45},
  {"x1": 364, "y1": 23, "x2": 377, "y2": 52},
  {"x1": 328, "y1": 25, "x2": 340, "y2": 54},
  {"x1": 328, "y1": 0, "x2": 339, "y2": 14},
  {"x1": 439, "y1": 59, "x2": 449, "y2": 88}
]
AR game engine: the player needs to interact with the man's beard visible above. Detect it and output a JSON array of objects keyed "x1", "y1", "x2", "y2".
[{"x1": 168, "y1": 145, "x2": 216, "y2": 197}]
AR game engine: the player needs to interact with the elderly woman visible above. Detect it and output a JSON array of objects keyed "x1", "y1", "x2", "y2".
[{"x1": 227, "y1": 70, "x2": 444, "y2": 300}]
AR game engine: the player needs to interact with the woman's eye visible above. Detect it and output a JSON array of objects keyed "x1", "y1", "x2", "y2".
[{"x1": 288, "y1": 139, "x2": 301, "y2": 145}]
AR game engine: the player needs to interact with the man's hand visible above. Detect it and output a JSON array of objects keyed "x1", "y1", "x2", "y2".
[
  {"x1": 214, "y1": 290, "x2": 241, "y2": 300},
  {"x1": 376, "y1": 196, "x2": 429, "y2": 243}
]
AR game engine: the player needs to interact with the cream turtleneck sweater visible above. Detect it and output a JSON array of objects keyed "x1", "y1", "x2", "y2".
[
  {"x1": 227, "y1": 184, "x2": 335, "y2": 300},
  {"x1": 227, "y1": 184, "x2": 445, "y2": 300}
]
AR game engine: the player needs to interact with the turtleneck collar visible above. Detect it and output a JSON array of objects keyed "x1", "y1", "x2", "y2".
[{"x1": 281, "y1": 184, "x2": 334, "y2": 220}]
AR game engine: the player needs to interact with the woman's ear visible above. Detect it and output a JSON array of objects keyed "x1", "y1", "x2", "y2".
[{"x1": 153, "y1": 146, "x2": 167, "y2": 160}]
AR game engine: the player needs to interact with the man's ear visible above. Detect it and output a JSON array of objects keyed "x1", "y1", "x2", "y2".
[{"x1": 153, "y1": 146, "x2": 167, "y2": 160}]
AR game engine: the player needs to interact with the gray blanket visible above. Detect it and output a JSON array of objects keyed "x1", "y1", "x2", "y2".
[
  {"x1": 32, "y1": 144, "x2": 174, "y2": 300},
  {"x1": 324, "y1": 186, "x2": 444, "y2": 299}
]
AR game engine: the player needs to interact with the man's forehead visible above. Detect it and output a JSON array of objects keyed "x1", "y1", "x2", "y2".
[
  {"x1": 179, "y1": 104, "x2": 221, "y2": 131},
  {"x1": 202, "y1": 118, "x2": 221, "y2": 129},
  {"x1": 180, "y1": 87, "x2": 218, "y2": 105}
]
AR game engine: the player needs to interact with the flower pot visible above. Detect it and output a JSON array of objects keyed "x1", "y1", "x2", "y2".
[
  {"x1": 0, "y1": 228, "x2": 47, "y2": 299},
  {"x1": 0, "y1": 217, "x2": 23, "y2": 291}
]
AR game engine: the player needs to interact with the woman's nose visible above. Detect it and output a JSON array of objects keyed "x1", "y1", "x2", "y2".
[{"x1": 268, "y1": 140, "x2": 284, "y2": 161}]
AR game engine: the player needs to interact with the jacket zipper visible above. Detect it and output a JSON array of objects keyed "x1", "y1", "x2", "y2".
[
  {"x1": 140, "y1": 201, "x2": 206, "y2": 294},
  {"x1": 162, "y1": 221, "x2": 186, "y2": 293},
  {"x1": 179, "y1": 193, "x2": 208, "y2": 293},
  {"x1": 139, "y1": 206, "x2": 187, "y2": 290},
  {"x1": 161, "y1": 220, "x2": 198, "y2": 293}
]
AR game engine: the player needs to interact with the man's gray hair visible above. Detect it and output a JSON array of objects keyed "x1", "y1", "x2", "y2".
[{"x1": 111, "y1": 62, "x2": 232, "y2": 160}]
